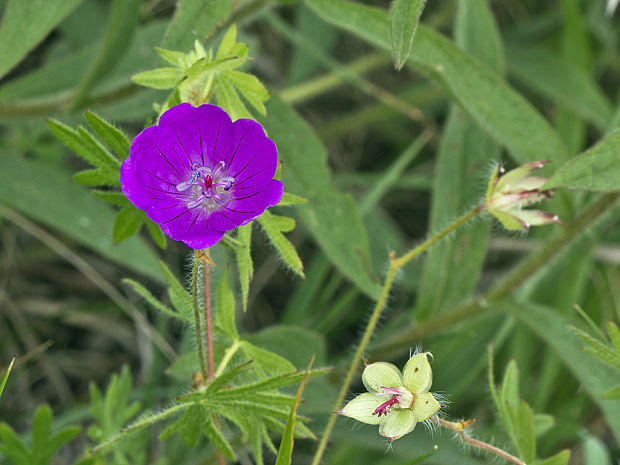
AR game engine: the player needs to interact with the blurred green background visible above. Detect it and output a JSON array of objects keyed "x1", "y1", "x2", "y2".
[{"x1": 0, "y1": 0, "x2": 619, "y2": 464}]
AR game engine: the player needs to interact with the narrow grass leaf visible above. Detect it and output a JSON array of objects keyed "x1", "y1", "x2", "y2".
[
  {"x1": 304, "y1": 0, "x2": 568, "y2": 164},
  {"x1": 0, "y1": 157, "x2": 162, "y2": 281},
  {"x1": 162, "y1": 0, "x2": 231, "y2": 51},
  {"x1": 0, "y1": 0, "x2": 83, "y2": 79},
  {"x1": 0, "y1": 358, "x2": 14, "y2": 401},
  {"x1": 71, "y1": 0, "x2": 141, "y2": 107},
  {"x1": 275, "y1": 357, "x2": 314, "y2": 465},
  {"x1": 389, "y1": 0, "x2": 426, "y2": 70}
]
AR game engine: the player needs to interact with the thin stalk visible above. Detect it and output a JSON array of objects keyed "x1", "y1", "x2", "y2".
[
  {"x1": 281, "y1": 52, "x2": 390, "y2": 104},
  {"x1": 431, "y1": 417, "x2": 526, "y2": 465},
  {"x1": 265, "y1": 12, "x2": 427, "y2": 124},
  {"x1": 311, "y1": 206, "x2": 483, "y2": 465},
  {"x1": 203, "y1": 254, "x2": 215, "y2": 381},
  {"x1": 215, "y1": 340, "x2": 241, "y2": 378},
  {"x1": 191, "y1": 254, "x2": 208, "y2": 381},
  {"x1": 375, "y1": 192, "x2": 620, "y2": 357}
]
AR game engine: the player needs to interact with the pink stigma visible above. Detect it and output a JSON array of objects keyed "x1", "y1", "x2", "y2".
[
  {"x1": 203, "y1": 175, "x2": 213, "y2": 189},
  {"x1": 373, "y1": 396, "x2": 399, "y2": 417}
]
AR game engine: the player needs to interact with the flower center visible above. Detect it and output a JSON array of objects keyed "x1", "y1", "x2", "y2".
[
  {"x1": 372, "y1": 386, "x2": 414, "y2": 417},
  {"x1": 176, "y1": 161, "x2": 236, "y2": 211}
]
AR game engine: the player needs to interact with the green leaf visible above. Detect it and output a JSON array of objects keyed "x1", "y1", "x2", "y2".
[
  {"x1": 145, "y1": 218, "x2": 167, "y2": 249},
  {"x1": 533, "y1": 413, "x2": 555, "y2": 437},
  {"x1": 216, "y1": 266, "x2": 238, "y2": 340},
  {"x1": 48, "y1": 119, "x2": 120, "y2": 170},
  {"x1": 216, "y1": 24, "x2": 239, "y2": 59},
  {"x1": 304, "y1": 0, "x2": 567, "y2": 164},
  {"x1": 455, "y1": 0, "x2": 505, "y2": 73},
  {"x1": 508, "y1": 301, "x2": 620, "y2": 442},
  {"x1": 279, "y1": 192, "x2": 308, "y2": 206},
  {"x1": 0, "y1": 0, "x2": 83, "y2": 79},
  {"x1": 202, "y1": 416, "x2": 235, "y2": 461},
  {"x1": 275, "y1": 358, "x2": 314, "y2": 465},
  {"x1": 571, "y1": 325, "x2": 620, "y2": 370},
  {"x1": 155, "y1": 47, "x2": 185, "y2": 66},
  {"x1": 260, "y1": 97, "x2": 380, "y2": 298},
  {"x1": 235, "y1": 223, "x2": 253, "y2": 311},
  {"x1": 216, "y1": 367, "x2": 331, "y2": 397},
  {"x1": 159, "y1": 260, "x2": 193, "y2": 320},
  {"x1": 258, "y1": 210, "x2": 304, "y2": 278},
  {"x1": 536, "y1": 449, "x2": 570, "y2": 465},
  {"x1": 240, "y1": 341, "x2": 296, "y2": 375},
  {"x1": 205, "y1": 361, "x2": 254, "y2": 395},
  {"x1": 389, "y1": 0, "x2": 426, "y2": 70},
  {"x1": 76, "y1": 126, "x2": 121, "y2": 168},
  {"x1": 582, "y1": 433, "x2": 612, "y2": 465},
  {"x1": 215, "y1": 76, "x2": 253, "y2": 120},
  {"x1": 122, "y1": 278, "x2": 185, "y2": 322},
  {"x1": 506, "y1": 46, "x2": 612, "y2": 130},
  {"x1": 84, "y1": 111, "x2": 131, "y2": 160},
  {"x1": 70, "y1": 0, "x2": 141, "y2": 108},
  {"x1": 186, "y1": 56, "x2": 246, "y2": 81},
  {"x1": 501, "y1": 360, "x2": 520, "y2": 408},
  {"x1": 113, "y1": 206, "x2": 143, "y2": 244},
  {"x1": 0, "y1": 423, "x2": 29, "y2": 465},
  {"x1": 131, "y1": 67, "x2": 184, "y2": 89},
  {"x1": 74, "y1": 168, "x2": 120, "y2": 186},
  {"x1": 509, "y1": 401, "x2": 536, "y2": 464},
  {"x1": 91, "y1": 190, "x2": 130, "y2": 207},
  {"x1": 545, "y1": 129, "x2": 620, "y2": 191},
  {"x1": 162, "y1": 0, "x2": 232, "y2": 52},
  {"x1": 226, "y1": 70, "x2": 269, "y2": 115},
  {"x1": 416, "y1": 0, "x2": 500, "y2": 318},
  {"x1": 0, "y1": 156, "x2": 163, "y2": 282},
  {"x1": 604, "y1": 384, "x2": 620, "y2": 399},
  {"x1": 608, "y1": 322, "x2": 620, "y2": 352},
  {"x1": 0, "y1": 357, "x2": 14, "y2": 401}
]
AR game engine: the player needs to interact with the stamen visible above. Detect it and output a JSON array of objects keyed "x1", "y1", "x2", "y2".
[{"x1": 373, "y1": 396, "x2": 399, "y2": 417}]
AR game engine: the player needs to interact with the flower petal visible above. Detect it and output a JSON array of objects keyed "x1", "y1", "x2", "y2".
[
  {"x1": 362, "y1": 362, "x2": 403, "y2": 393},
  {"x1": 210, "y1": 180, "x2": 283, "y2": 232},
  {"x1": 226, "y1": 119, "x2": 278, "y2": 189},
  {"x1": 412, "y1": 392, "x2": 440, "y2": 422},
  {"x1": 339, "y1": 393, "x2": 384, "y2": 425},
  {"x1": 158, "y1": 103, "x2": 234, "y2": 168},
  {"x1": 402, "y1": 353, "x2": 433, "y2": 394},
  {"x1": 378, "y1": 409, "x2": 417, "y2": 440}
]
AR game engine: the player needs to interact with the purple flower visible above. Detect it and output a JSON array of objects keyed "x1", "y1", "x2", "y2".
[{"x1": 121, "y1": 103, "x2": 283, "y2": 249}]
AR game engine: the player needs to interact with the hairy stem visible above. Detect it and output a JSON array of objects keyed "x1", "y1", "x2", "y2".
[
  {"x1": 192, "y1": 253, "x2": 208, "y2": 381},
  {"x1": 431, "y1": 417, "x2": 526, "y2": 465},
  {"x1": 375, "y1": 192, "x2": 620, "y2": 357},
  {"x1": 311, "y1": 206, "x2": 482, "y2": 465},
  {"x1": 203, "y1": 254, "x2": 215, "y2": 382}
]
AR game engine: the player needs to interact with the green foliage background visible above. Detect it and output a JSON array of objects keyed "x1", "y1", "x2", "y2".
[{"x1": 0, "y1": 0, "x2": 619, "y2": 464}]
